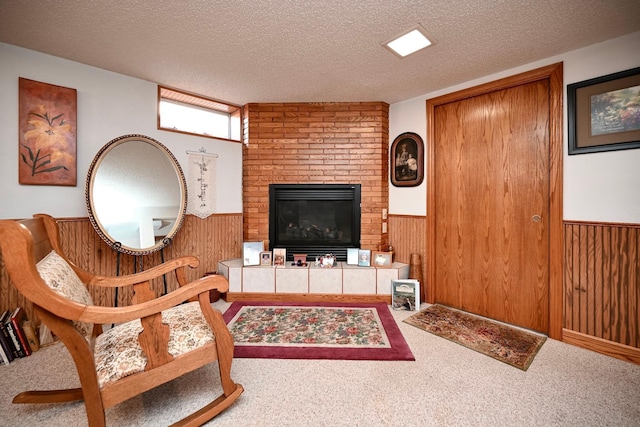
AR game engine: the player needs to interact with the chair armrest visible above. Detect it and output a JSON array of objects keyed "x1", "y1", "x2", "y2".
[
  {"x1": 76, "y1": 274, "x2": 228, "y2": 325},
  {"x1": 88, "y1": 256, "x2": 200, "y2": 288}
]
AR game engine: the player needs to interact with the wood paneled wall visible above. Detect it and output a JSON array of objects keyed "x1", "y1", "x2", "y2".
[
  {"x1": 564, "y1": 221, "x2": 639, "y2": 351},
  {"x1": 562, "y1": 222, "x2": 640, "y2": 364},
  {"x1": 0, "y1": 214, "x2": 243, "y2": 321},
  {"x1": 388, "y1": 214, "x2": 427, "y2": 300}
]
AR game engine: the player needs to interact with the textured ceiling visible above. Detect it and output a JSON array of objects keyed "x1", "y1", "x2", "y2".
[{"x1": 1, "y1": 1, "x2": 639, "y2": 105}]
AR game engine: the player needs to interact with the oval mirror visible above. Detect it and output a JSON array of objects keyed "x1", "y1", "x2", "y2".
[{"x1": 86, "y1": 134, "x2": 187, "y2": 255}]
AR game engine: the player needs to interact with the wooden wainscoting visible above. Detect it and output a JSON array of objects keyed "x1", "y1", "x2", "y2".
[
  {"x1": 564, "y1": 221, "x2": 639, "y2": 364},
  {"x1": 0, "y1": 214, "x2": 243, "y2": 322},
  {"x1": 388, "y1": 214, "x2": 427, "y2": 301}
]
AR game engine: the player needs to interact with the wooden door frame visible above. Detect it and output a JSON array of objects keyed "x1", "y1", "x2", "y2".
[{"x1": 426, "y1": 63, "x2": 564, "y2": 340}]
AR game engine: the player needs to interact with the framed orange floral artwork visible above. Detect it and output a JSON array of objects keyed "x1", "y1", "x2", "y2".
[{"x1": 18, "y1": 78, "x2": 77, "y2": 186}]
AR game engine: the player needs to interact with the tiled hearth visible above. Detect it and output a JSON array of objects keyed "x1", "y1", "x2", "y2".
[{"x1": 218, "y1": 259, "x2": 409, "y2": 296}]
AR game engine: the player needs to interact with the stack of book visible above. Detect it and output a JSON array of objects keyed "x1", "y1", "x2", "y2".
[{"x1": 0, "y1": 307, "x2": 40, "y2": 365}]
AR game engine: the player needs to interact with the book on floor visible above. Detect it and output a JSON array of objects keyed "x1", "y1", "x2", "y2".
[
  {"x1": 391, "y1": 279, "x2": 420, "y2": 311},
  {"x1": 10, "y1": 307, "x2": 32, "y2": 356},
  {"x1": 0, "y1": 311, "x2": 17, "y2": 361}
]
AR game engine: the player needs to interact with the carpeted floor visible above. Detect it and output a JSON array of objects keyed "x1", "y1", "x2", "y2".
[
  {"x1": 223, "y1": 301, "x2": 414, "y2": 360},
  {"x1": 404, "y1": 304, "x2": 546, "y2": 370},
  {"x1": 1, "y1": 301, "x2": 639, "y2": 426}
]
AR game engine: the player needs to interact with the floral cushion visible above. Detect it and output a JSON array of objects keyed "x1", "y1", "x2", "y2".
[
  {"x1": 94, "y1": 302, "x2": 215, "y2": 388},
  {"x1": 36, "y1": 250, "x2": 94, "y2": 338}
]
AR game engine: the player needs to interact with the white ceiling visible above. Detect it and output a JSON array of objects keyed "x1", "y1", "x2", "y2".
[{"x1": 1, "y1": 1, "x2": 639, "y2": 106}]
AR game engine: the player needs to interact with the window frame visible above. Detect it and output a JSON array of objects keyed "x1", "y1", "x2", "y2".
[{"x1": 157, "y1": 85, "x2": 243, "y2": 143}]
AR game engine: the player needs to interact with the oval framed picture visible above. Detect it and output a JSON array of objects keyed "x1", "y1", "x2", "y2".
[{"x1": 391, "y1": 132, "x2": 424, "y2": 187}]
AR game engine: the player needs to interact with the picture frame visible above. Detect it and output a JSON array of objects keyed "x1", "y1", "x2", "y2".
[
  {"x1": 273, "y1": 248, "x2": 286, "y2": 266},
  {"x1": 391, "y1": 279, "x2": 420, "y2": 311},
  {"x1": 372, "y1": 251, "x2": 392, "y2": 268},
  {"x1": 243, "y1": 241, "x2": 263, "y2": 266},
  {"x1": 357, "y1": 249, "x2": 371, "y2": 267},
  {"x1": 568, "y1": 66, "x2": 640, "y2": 155},
  {"x1": 260, "y1": 251, "x2": 272, "y2": 266},
  {"x1": 346, "y1": 248, "x2": 360, "y2": 265},
  {"x1": 390, "y1": 132, "x2": 424, "y2": 187},
  {"x1": 18, "y1": 78, "x2": 78, "y2": 186}
]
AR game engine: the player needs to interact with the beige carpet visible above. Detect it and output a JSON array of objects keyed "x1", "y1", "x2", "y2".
[{"x1": 0, "y1": 301, "x2": 639, "y2": 426}]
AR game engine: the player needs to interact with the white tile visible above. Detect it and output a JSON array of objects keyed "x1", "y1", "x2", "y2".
[
  {"x1": 276, "y1": 265, "x2": 309, "y2": 293},
  {"x1": 243, "y1": 265, "x2": 275, "y2": 293},
  {"x1": 218, "y1": 259, "x2": 243, "y2": 293},
  {"x1": 309, "y1": 263, "x2": 343, "y2": 294},
  {"x1": 376, "y1": 267, "x2": 400, "y2": 295},
  {"x1": 342, "y1": 266, "x2": 376, "y2": 294}
]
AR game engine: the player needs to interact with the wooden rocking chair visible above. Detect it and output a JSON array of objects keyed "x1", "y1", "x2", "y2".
[{"x1": 0, "y1": 214, "x2": 243, "y2": 426}]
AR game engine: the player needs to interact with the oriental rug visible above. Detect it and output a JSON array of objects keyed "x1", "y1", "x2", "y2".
[
  {"x1": 404, "y1": 304, "x2": 546, "y2": 371},
  {"x1": 223, "y1": 302, "x2": 414, "y2": 361}
]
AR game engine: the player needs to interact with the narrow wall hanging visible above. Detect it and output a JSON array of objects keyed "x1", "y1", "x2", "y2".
[
  {"x1": 186, "y1": 148, "x2": 217, "y2": 218},
  {"x1": 18, "y1": 78, "x2": 77, "y2": 186},
  {"x1": 390, "y1": 132, "x2": 424, "y2": 187}
]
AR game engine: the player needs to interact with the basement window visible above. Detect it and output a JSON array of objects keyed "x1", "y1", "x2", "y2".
[{"x1": 158, "y1": 86, "x2": 242, "y2": 142}]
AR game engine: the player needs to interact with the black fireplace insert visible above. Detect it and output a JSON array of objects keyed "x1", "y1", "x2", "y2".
[{"x1": 269, "y1": 184, "x2": 361, "y2": 262}]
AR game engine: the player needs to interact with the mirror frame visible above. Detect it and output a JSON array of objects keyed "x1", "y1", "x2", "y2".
[{"x1": 85, "y1": 134, "x2": 187, "y2": 256}]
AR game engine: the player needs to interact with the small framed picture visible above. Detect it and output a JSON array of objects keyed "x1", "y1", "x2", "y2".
[
  {"x1": 273, "y1": 248, "x2": 286, "y2": 266},
  {"x1": 260, "y1": 251, "x2": 272, "y2": 266},
  {"x1": 372, "y1": 251, "x2": 392, "y2": 268},
  {"x1": 347, "y1": 248, "x2": 359, "y2": 265},
  {"x1": 358, "y1": 249, "x2": 371, "y2": 267},
  {"x1": 243, "y1": 241, "x2": 263, "y2": 266}
]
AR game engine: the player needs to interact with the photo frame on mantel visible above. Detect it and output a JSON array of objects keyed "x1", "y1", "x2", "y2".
[
  {"x1": 390, "y1": 132, "x2": 424, "y2": 187},
  {"x1": 568, "y1": 66, "x2": 640, "y2": 155}
]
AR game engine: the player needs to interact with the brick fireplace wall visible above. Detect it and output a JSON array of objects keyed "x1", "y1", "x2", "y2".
[{"x1": 242, "y1": 102, "x2": 389, "y2": 252}]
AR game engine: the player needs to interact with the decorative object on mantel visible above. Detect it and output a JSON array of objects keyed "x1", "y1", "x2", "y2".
[
  {"x1": 18, "y1": 78, "x2": 77, "y2": 186},
  {"x1": 186, "y1": 147, "x2": 217, "y2": 218},
  {"x1": 243, "y1": 241, "x2": 263, "y2": 266},
  {"x1": 358, "y1": 249, "x2": 371, "y2": 267},
  {"x1": 347, "y1": 248, "x2": 359, "y2": 265},
  {"x1": 292, "y1": 254, "x2": 308, "y2": 266},
  {"x1": 273, "y1": 248, "x2": 286, "y2": 266},
  {"x1": 390, "y1": 132, "x2": 424, "y2": 187},
  {"x1": 372, "y1": 251, "x2": 392, "y2": 268},
  {"x1": 315, "y1": 253, "x2": 336, "y2": 268},
  {"x1": 260, "y1": 251, "x2": 272, "y2": 266}
]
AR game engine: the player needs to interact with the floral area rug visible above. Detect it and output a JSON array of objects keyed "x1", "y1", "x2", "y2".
[
  {"x1": 223, "y1": 302, "x2": 414, "y2": 361},
  {"x1": 404, "y1": 304, "x2": 546, "y2": 370}
]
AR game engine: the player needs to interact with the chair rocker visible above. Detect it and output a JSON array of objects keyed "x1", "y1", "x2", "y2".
[{"x1": 0, "y1": 214, "x2": 243, "y2": 426}]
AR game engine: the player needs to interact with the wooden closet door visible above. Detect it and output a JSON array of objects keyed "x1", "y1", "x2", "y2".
[{"x1": 433, "y1": 79, "x2": 550, "y2": 333}]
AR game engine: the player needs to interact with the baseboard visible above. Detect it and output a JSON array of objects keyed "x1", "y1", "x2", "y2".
[
  {"x1": 562, "y1": 329, "x2": 640, "y2": 365},
  {"x1": 225, "y1": 292, "x2": 392, "y2": 304}
]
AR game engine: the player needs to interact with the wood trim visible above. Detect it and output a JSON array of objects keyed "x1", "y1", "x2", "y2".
[
  {"x1": 563, "y1": 329, "x2": 640, "y2": 365},
  {"x1": 426, "y1": 63, "x2": 564, "y2": 339},
  {"x1": 225, "y1": 292, "x2": 391, "y2": 304},
  {"x1": 565, "y1": 220, "x2": 640, "y2": 229}
]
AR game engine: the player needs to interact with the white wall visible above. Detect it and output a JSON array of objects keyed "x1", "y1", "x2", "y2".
[
  {"x1": 389, "y1": 31, "x2": 640, "y2": 223},
  {"x1": 0, "y1": 42, "x2": 243, "y2": 219}
]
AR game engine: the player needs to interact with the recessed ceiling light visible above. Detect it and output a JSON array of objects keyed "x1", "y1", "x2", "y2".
[{"x1": 383, "y1": 25, "x2": 433, "y2": 58}]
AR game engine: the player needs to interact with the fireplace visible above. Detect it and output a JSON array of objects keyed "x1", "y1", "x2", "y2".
[{"x1": 269, "y1": 184, "x2": 361, "y2": 262}]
